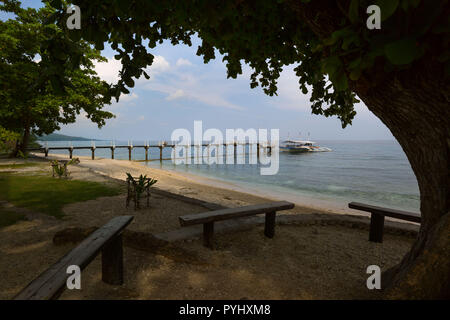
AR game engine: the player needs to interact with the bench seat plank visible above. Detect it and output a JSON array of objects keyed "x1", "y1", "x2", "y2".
[
  {"x1": 14, "y1": 215, "x2": 134, "y2": 300},
  {"x1": 179, "y1": 201, "x2": 294, "y2": 226},
  {"x1": 348, "y1": 202, "x2": 421, "y2": 223}
]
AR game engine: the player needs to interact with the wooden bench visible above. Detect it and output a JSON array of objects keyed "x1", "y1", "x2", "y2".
[
  {"x1": 179, "y1": 201, "x2": 295, "y2": 249},
  {"x1": 14, "y1": 215, "x2": 134, "y2": 300},
  {"x1": 348, "y1": 202, "x2": 421, "y2": 243}
]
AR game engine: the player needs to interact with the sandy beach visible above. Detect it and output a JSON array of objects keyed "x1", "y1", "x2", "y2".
[{"x1": 0, "y1": 154, "x2": 419, "y2": 299}]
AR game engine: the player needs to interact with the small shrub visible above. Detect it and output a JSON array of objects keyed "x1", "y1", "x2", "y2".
[
  {"x1": 50, "y1": 158, "x2": 80, "y2": 178},
  {"x1": 17, "y1": 150, "x2": 28, "y2": 159},
  {"x1": 126, "y1": 173, "x2": 157, "y2": 209}
]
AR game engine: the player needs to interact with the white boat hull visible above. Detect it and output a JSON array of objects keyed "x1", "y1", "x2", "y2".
[{"x1": 280, "y1": 146, "x2": 332, "y2": 153}]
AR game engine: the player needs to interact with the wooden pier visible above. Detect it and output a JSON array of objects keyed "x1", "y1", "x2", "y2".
[{"x1": 27, "y1": 142, "x2": 273, "y2": 162}]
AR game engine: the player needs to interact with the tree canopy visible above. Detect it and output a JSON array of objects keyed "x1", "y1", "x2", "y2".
[
  {"x1": 0, "y1": 1, "x2": 114, "y2": 152},
  {"x1": 37, "y1": 0, "x2": 449, "y2": 128}
]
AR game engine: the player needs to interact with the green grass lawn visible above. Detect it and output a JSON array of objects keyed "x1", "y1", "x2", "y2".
[
  {"x1": 0, "y1": 173, "x2": 122, "y2": 218},
  {"x1": 0, "y1": 162, "x2": 44, "y2": 169},
  {"x1": 0, "y1": 208, "x2": 25, "y2": 228}
]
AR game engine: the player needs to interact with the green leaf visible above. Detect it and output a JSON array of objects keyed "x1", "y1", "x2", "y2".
[
  {"x1": 333, "y1": 72, "x2": 348, "y2": 91},
  {"x1": 49, "y1": 0, "x2": 63, "y2": 9},
  {"x1": 384, "y1": 38, "x2": 419, "y2": 65},
  {"x1": 348, "y1": 0, "x2": 359, "y2": 23},
  {"x1": 349, "y1": 57, "x2": 362, "y2": 70},
  {"x1": 50, "y1": 76, "x2": 64, "y2": 95},
  {"x1": 124, "y1": 77, "x2": 135, "y2": 88},
  {"x1": 321, "y1": 56, "x2": 341, "y2": 75},
  {"x1": 375, "y1": 0, "x2": 399, "y2": 21},
  {"x1": 349, "y1": 69, "x2": 362, "y2": 80}
]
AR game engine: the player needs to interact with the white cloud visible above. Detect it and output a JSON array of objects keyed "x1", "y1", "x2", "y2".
[
  {"x1": 150, "y1": 55, "x2": 170, "y2": 73},
  {"x1": 147, "y1": 81, "x2": 244, "y2": 110},
  {"x1": 94, "y1": 58, "x2": 122, "y2": 84},
  {"x1": 143, "y1": 59, "x2": 245, "y2": 110},
  {"x1": 271, "y1": 67, "x2": 373, "y2": 117},
  {"x1": 176, "y1": 58, "x2": 192, "y2": 67},
  {"x1": 119, "y1": 92, "x2": 139, "y2": 102},
  {"x1": 95, "y1": 55, "x2": 169, "y2": 84},
  {"x1": 96, "y1": 55, "x2": 244, "y2": 111},
  {"x1": 166, "y1": 89, "x2": 186, "y2": 101},
  {"x1": 270, "y1": 68, "x2": 311, "y2": 111}
]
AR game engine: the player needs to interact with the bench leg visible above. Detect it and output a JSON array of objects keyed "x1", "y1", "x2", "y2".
[
  {"x1": 203, "y1": 222, "x2": 214, "y2": 249},
  {"x1": 369, "y1": 213, "x2": 385, "y2": 243},
  {"x1": 264, "y1": 211, "x2": 276, "y2": 238},
  {"x1": 102, "y1": 234, "x2": 124, "y2": 285}
]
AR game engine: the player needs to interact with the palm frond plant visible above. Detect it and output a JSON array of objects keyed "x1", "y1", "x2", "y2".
[
  {"x1": 126, "y1": 173, "x2": 157, "y2": 210},
  {"x1": 51, "y1": 160, "x2": 67, "y2": 178},
  {"x1": 50, "y1": 158, "x2": 79, "y2": 178},
  {"x1": 67, "y1": 158, "x2": 80, "y2": 166}
]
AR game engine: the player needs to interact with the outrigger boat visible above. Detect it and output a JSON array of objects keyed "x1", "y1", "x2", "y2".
[{"x1": 280, "y1": 140, "x2": 332, "y2": 153}]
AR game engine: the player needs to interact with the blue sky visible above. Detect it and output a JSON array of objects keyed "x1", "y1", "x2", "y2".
[{"x1": 3, "y1": 1, "x2": 395, "y2": 141}]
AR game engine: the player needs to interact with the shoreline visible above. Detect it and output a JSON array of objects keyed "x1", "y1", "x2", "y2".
[
  {"x1": 33, "y1": 152, "x2": 370, "y2": 218},
  {"x1": 143, "y1": 163, "x2": 358, "y2": 215}
]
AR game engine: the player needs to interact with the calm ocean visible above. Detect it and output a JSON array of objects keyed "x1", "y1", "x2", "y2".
[{"x1": 40, "y1": 140, "x2": 420, "y2": 213}]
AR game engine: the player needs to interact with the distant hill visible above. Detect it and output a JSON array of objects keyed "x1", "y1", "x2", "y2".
[{"x1": 37, "y1": 133, "x2": 97, "y2": 141}]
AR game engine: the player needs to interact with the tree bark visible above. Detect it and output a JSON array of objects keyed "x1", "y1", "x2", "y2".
[
  {"x1": 287, "y1": 0, "x2": 450, "y2": 298},
  {"x1": 19, "y1": 125, "x2": 31, "y2": 155},
  {"x1": 13, "y1": 108, "x2": 32, "y2": 157},
  {"x1": 355, "y1": 62, "x2": 450, "y2": 299}
]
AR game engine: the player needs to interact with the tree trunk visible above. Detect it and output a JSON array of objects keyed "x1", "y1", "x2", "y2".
[
  {"x1": 11, "y1": 126, "x2": 31, "y2": 157},
  {"x1": 19, "y1": 125, "x2": 31, "y2": 155},
  {"x1": 287, "y1": 0, "x2": 450, "y2": 299},
  {"x1": 353, "y1": 59, "x2": 450, "y2": 299}
]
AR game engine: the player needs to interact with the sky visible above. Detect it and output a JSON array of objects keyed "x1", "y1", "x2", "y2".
[{"x1": 2, "y1": 1, "x2": 395, "y2": 141}]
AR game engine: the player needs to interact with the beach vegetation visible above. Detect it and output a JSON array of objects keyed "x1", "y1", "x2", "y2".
[
  {"x1": 0, "y1": 126, "x2": 20, "y2": 155},
  {"x1": 126, "y1": 173, "x2": 157, "y2": 209},
  {"x1": 50, "y1": 158, "x2": 80, "y2": 178}
]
